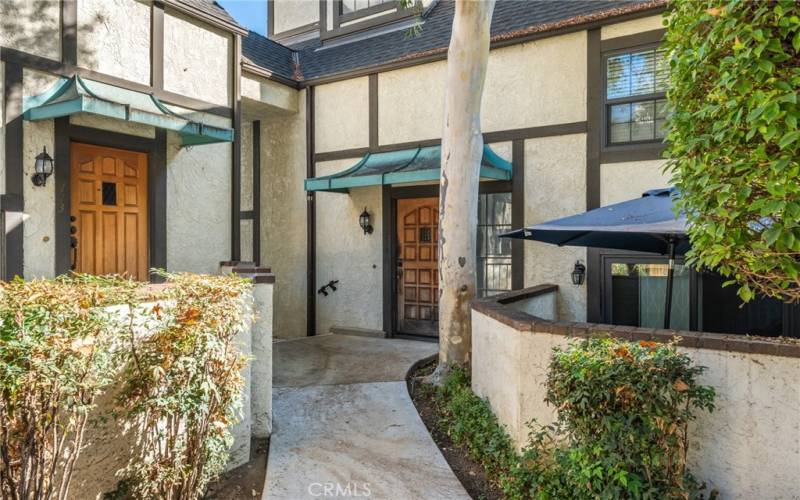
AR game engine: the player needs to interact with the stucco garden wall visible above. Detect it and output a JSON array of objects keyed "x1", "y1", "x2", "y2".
[
  {"x1": 600, "y1": 159, "x2": 671, "y2": 206},
  {"x1": 0, "y1": 0, "x2": 61, "y2": 60},
  {"x1": 260, "y1": 93, "x2": 308, "y2": 339},
  {"x1": 523, "y1": 133, "x2": 587, "y2": 321},
  {"x1": 78, "y1": 0, "x2": 151, "y2": 86},
  {"x1": 315, "y1": 158, "x2": 384, "y2": 336},
  {"x1": 314, "y1": 76, "x2": 369, "y2": 153},
  {"x1": 164, "y1": 10, "x2": 231, "y2": 107},
  {"x1": 65, "y1": 284, "x2": 272, "y2": 498},
  {"x1": 471, "y1": 300, "x2": 800, "y2": 500}
]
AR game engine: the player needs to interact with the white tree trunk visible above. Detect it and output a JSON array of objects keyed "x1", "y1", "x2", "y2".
[{"x1": 436, "y1": 0, "x2": 495, "y2": 374}]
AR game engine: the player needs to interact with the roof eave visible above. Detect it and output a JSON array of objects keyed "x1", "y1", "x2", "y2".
[{"x1": 161, "y1": 0, "x2": 249, "y2": 36}]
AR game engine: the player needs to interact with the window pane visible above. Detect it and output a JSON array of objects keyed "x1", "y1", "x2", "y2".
[
  {"x1": 700, "y1": 271, "x2": 785, "y2": 336},
  {"x1": 610, "y1": 123, "x2": 631, "y2": 143},
  {"x1": 476, "y1": 192, "x2": 512, "y2": 297},
  {"x1": 631, "y1": 100, "x2": 655, "y2": 141},
  {"x1": 606, "y1": 48, "x2": 667, "y2": 99},
  {"x1": 610, "y1": 103, "x2": 630, "y2": 124},
  {"x1": 630, "y1": 50, "x2": 655, "y2": 96},
  {"x1": 606, "y1": 54, "x2": 631, "y2": 99},
  {"x1": 655, "y1": 118, "x2": 667, "y2": 139},
  {"x1": 342, "y1": 0, "x2": 356, "y2": 13}
]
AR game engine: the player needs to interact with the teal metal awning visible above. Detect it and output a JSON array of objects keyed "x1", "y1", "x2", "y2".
[
  {"x1": 305, "y1": 145, "x2": 512, "y2": 192},
  {"x1": 22, "y1": 76, "x2": 233, "y2": 146}
]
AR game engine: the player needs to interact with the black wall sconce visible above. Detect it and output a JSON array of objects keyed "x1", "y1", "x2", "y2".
[
  {"x1": 32, "y1": 147, "x2": 54, "y2": 187},
  {"x1": 359, "y1": 207, "x2": 373, "y2": 235},
  {"x1": 571, "y1": 260, "x2": 586, "y2": 286}
]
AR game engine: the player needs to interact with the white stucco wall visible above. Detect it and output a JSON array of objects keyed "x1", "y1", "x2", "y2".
[
  {"x1": 77, "y1": 0, "x2": 151, "y2": 85},
  {"x1": 524, "y1": 134, "x2": 587, "y2": 321},
  {"x1": 21, "y1": 70, "x2": 60, "y2": 279},
  {"x1": 70, "y1": 112, "x2": 156, "y2": 139},
  {"x1": 166, "y1": 133, "x2": 232, "y2": 274},
  {"x1": 273, "y1": 0, "x2": 319, "y2": 34},
  {"x1": 260, "y1": 95, "x2": 307, "y2": 339},
  {"x1": 0, "y1": 0, "x2": 60, "y2": 60},
  {"x1": 600, "y1": 159, "x2": 671, "y2": 206},
  {"x1": 242, "y1": 74, "x2": 299, "y2": 114},
  {"x1": 471, "y1": 309, "x2": 800, "y2": 500},
  {"x1": 314, "y1": 158, "x2": 384, "y2": 335},
  {"x1": 378, "y1": 61, "x2": 446, "y2": 145},
  {"x1": 601, "y1": 15, "x2": 664, "y2": 40},
  {"x1": 164, "y1": 10, "x2": 231, "y2": 107},
  {"x1": 482, "y1": 31, "x2": 587, "y2": 132},
  {"x1": 314, "y1": 77, "x2": 369, "y2": 153}
]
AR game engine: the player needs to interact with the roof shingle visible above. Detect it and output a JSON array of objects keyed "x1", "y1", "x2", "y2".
[{"x1": 242, "y1": 0, "x2": 665, "y2": 84}]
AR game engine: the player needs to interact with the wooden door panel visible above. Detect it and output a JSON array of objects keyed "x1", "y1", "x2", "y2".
[
  {"x1": 70, "y1": 143, "x2": 148, "y2": 281},
  {"x1": 397, "y1": 197, "x2": 439, "y2": 337}
]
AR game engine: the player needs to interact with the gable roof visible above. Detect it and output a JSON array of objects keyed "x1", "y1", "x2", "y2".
[
  {"x1": 242, "y1": 0, "x2": 666, "y2": 85},
  {"x1": 165, "y1": 0, "x2": 248, "y2": 35}
]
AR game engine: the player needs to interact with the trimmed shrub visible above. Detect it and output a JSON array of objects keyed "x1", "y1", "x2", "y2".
[{"x1": 665, "y1": 0, "x2": 800, "y2": 302}]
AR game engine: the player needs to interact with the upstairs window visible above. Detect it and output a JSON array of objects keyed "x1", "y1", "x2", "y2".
[{"x1": 605, "y1": 47, "x2": 668, "y2": 146}]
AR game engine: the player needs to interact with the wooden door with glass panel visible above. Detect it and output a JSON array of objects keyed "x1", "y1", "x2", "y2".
[
  {"x1": 397, "y1": 197, "x2": 439, "y2": 336},
  {"x1": 70, "y1": 142, "x2": 148, "y2": 280}
]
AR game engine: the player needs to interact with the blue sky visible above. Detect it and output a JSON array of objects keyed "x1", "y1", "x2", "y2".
[{"x1": 217, "y1": 0, "x2": 268, "y2": 36}]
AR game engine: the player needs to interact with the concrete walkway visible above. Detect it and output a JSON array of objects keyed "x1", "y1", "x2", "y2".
[{"x1": 263, "y1": 334, "x2": 469, "y2": 500}]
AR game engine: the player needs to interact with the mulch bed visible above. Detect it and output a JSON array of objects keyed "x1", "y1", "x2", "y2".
[
  {"x1": 407, "y1": 360, "x2": 504, "y2": 500},
  {"x1": 205, "y1": 437, "x2": 269, "y2": 499}
]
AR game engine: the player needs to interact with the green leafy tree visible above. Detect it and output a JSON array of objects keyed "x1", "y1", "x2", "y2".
[{"x1": 665, "y1": 0, "x2": 800, "y2": 302}]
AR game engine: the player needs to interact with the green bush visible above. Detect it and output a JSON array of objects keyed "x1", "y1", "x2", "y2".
[
  {"x1": 516, "y1": 338, "x2": 716, "y2": 499},
  {"x1": 436, "y1": 367, "x2": 516, "y2": 479},
  {"x1": 665, "y1": 0, "x2": 800, "y2": 302},
  {"x1": 430, "y1": 338, "x2": 716, "y2": 499}
]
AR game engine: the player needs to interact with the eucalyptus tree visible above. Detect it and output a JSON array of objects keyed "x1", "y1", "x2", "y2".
[{"x1": 434, "y1": 0, "x2": 496, "y2": 380}]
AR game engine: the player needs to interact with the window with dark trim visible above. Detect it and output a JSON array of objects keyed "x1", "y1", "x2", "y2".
[
  {"x1": 604, "y1": 46, "x2": 668, "y2": 146},
  {"x1": 477, "y1": 192, "x2": 512, "y2": 297}
]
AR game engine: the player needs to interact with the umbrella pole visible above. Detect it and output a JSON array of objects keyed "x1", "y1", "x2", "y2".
[{"x1": 663, "y1": 237, "x2": 676, "y2": 329}]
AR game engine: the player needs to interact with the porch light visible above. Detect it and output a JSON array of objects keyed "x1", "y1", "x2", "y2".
[
  {"x1": 359, "y1": 207, "x2": 373, "y2": 235},
  {"x1": 571, "y1": 260, "x2": 586, "y2": 286},
  {"x1": 32, "y1": 147, "x2": 54, "y2": 187}
]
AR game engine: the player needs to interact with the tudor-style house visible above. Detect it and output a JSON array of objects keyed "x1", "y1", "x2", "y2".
[{"x1": 2, "y1": 0, "x2": 796, "y2": 339}]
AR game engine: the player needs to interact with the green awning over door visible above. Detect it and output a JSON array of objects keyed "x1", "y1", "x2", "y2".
[
  {"x1": 22, "y1": 76, "x2": 233, "y2": 146},
  {"x1": 304, "y1": 145, "x2": 513, "y2": 192}
]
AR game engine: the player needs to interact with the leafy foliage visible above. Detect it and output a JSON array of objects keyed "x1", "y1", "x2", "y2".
[
  {"x1": 434, "y1": 367, "x2": 516, "y2": 479},
  {"x1": 665, "y1": 0, "x2": 800, "y2": 302},
  {"x1": 0, "y1": 275, "x2": 138, "y2": 500},
  {"x1": 115, "y1": 271, "x2": 252, "y2": 500},
  {"x1": 0, "y1": 272, "x2": 251, "y2": 500},
  {"x1": 512, "y1": 338, "x2": 715, "y2": 499},
  {"x1": 428, "y1": 338, "x2": 716, "y2": 499}
]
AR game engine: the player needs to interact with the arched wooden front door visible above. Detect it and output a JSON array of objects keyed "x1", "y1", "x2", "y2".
[
  {"x1": 70, "y1": 142, "x2": 149, "y2": 281},
  {"x1": 397, "y1": 198, "x2": 439, "y2": 337}
]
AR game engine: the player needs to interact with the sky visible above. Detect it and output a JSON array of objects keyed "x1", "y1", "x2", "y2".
[{"x1": 217, "y1": 0, "x2": 268, "y2": 36}]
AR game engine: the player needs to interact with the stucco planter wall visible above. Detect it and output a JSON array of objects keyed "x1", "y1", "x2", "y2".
[
  {"x1": 65, "y1": 279, "x2": 273, "y2": 498},
  {"x1": 471, "y1": 289, "x2": 800, "y2": 499}
]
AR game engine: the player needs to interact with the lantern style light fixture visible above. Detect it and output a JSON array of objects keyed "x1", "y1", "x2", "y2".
[
  {"x1": 32, "y1": 147, "x2": 55, "y2": 187},
  {"x1": 571, "y1": 260, "x2": 586, "y2": 286},
  {"x1": 359, "y1": 207, "x2": 373, "y2": 235}
]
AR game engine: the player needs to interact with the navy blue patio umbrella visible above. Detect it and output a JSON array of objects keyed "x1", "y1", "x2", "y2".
[{"x1": 502, "y1": 188, "x2": 688, "y2": 329}]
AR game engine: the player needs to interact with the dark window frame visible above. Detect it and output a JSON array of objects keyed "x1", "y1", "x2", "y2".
[
  {"x1": 602, "y1": 43, "x2": 668, "y2": 148},
  {"x1": 476, "y1": 191, "x2": 513, "y2": 298}
]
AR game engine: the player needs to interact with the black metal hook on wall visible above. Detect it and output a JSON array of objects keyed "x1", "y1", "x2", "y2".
[{"x1": 317, "y1": 280, "x2": 339, "y2": 296}]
